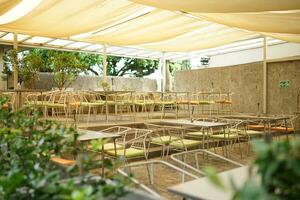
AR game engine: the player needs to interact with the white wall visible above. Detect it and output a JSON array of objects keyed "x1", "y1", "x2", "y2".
[{"x1": 205, "y1": 42, "x2": 300, "y2": 68}]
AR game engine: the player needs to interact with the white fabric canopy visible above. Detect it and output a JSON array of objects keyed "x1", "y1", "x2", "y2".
[
  {"x1": 0, "y1": 0, "x2": 145, "y2": 37},
  {"x1": 0, "y1": 0, "x2": 20, "y2": 15},
  {"x1": 195, "y1": 11, "x2": 300, "y2": 34},
  {"x1": 0, "y1": 0, "x2": 299, "y2": 52},
  {"x1": 130, "y1": 0, "x2": 300, "y2": 13}
]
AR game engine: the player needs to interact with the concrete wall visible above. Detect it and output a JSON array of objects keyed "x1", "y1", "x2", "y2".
[
  {"x1": 30, "y1": 73, "x2": 157, "y2": 91},
  {"x1": 174, "y1": 60, "x2": 300, "y2": 116}
]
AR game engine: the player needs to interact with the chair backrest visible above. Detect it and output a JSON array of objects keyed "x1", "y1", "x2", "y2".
[
  {"x1": 101, "y1": 126, "x2": 131, "y2": 134},
  {"x1": 129, "y1": 128, "x2": 151, "y2": 150},
  {"x1": 167, "y1": 126, "x2": 184, "y2": 140},
  {"x1": 145, "y1": 123, "x2": 168, "y2": 141}
]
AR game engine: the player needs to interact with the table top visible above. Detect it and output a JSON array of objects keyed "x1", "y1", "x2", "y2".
[
  {"x1": 77, "y1": 129, "x2": 120, "y2": 141},
  {"x1": 169, "y1": 166, "x2": 254, "y2": 200},
  {"x1": 222, "y1": 114, "x2": 290, "y2": 121},
  {"x1": 161, "y1": 119, "x2": 228, "y2": 128},
  {"x1": 0, "y1": 89, "x2": 46, "y2": 93}
]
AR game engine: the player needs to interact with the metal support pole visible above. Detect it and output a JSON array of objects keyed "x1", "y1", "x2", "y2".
[
  {"x1": 161, "y1": 52, "x2": 166, "y2": 92},
  {"x1": 13, "y1": 32, "x2": 18, "y2": 89},
  {"x1": 102, "y1": 44, "x2": 107, "y2": 83},
  {"x1": 263, "y1": 36, "x2": 268, "y2": 114}
]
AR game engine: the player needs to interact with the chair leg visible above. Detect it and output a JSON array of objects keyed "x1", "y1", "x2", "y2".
[
  {"x1": 238, "y1": 138, "x2": 243, "y2": 159},
  {"x1": 146, "y1": 163, "x2": 154, "y2": 185},
  {"x1": 87, "y1": 106, "x2": 91, "y2": 124},
  {"x1": 195, "y1": 153, "x2": 199, "y2": 170}
]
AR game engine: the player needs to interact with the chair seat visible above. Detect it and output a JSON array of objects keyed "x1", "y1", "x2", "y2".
[
  {"x1": 210, "y1": 134, "x2": 239, "y2": 139},
  {"x1": 176, "y1": 100, "x2": 189, "y2": 104},
  {"x1": 155, "y1": 101, "x2": 175, "y2": 105},
  {"x1": 240, "y1": 130, "x2": 264, "y2": 136},
  {"x1": 50, "y1": 157, "x2": 75, "y2": 166},
  {"x1": 151, "y1": 136, "x2": 180, "y2": 144},
  {"x1": 106, "y1": 100, "x2": 116, "y2": 105},
  {"x1": 81, "y1": 101, "x2": 105, "y2": 106},
  {"x1": 169, "y1": 139, "x2": 201, "y2": 149},
  {"x1": 270, "y1": 126, "x2": 294, "y2": 132},
  {"x1": 228, "y1": 128, "x2": 241, "y2": 133},
  {"x1": 69, "y1": 101, "x2": 81, "y2": 106},
  {"x1": 26, "y1": 101, "x2": 49, "y2": 106},
  {"x1": 103, "y1": 143, "x2": 123, "y2": 151},
  {"x1": 186, "y1": 131, "x2": 212, "y2": 137},
  {"x1": 106, "y1": 148, "x2": 145, "y2": 158},
  {"x1": 199, "y1": 100, "x2": 214, "y2": 105},
  {"x1": 190, "y1": 100, "x2": 199, "y2": 105},
  {"x1": 247, "y1": 124, "x2": 265, "y2": 130},
  {"x1": 45, "y1": 103, "x2": 66, "y2": 108},
  {"x1": 215, "y1": 100, "x2": 232, "y2": 104}
]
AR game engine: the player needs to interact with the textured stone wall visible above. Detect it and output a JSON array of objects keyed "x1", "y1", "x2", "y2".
[
  {"x1": 20, "y1": 72, "x2": 157, "y2": 91},
  {"x1": 174, "y1": 60, "x2": 300, "y2": 116},
  {"x1": 267, "y1": 60, "x2": 300, "y2": 115},
  {"x1": 175, "y1": 62, "x2": 264, "y2": 114}
]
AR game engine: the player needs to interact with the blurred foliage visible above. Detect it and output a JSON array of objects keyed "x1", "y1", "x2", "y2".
[
  {"x1": 204, "y1": 138, "x2": 300, "y2": 200},
  {"x1": 0, "y1": 97, "x2": 129, "y2": 200},
  {"x1": 168, "y1": 60, "x2": 191, "y2": 76}
]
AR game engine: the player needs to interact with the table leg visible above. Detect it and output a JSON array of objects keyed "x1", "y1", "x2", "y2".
[
  {"x1": 105, "y1": 102, "x2": 108, "y2": 122},
  {"x1": 268, "y1": 120, "x2": 272, "y2": 141},
  {"x1": 223, "y1": 126, "x2": 228, "y2": 157},
  {"x1": 263, "y1": 121, "x2": 267, "y2": 142},
  {"x1": 113, "y1": 139, "x2": 117, "y2": 156},
  {"x1": 202, "y1": 128, "x2": 205, "y2": 159},
  {"x1": 284, "y1": 119, "x2": 288, "y2": 140}
]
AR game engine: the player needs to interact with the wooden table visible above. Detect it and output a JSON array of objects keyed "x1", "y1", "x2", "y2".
[
  {"x1": 169, "y1": 166, "x2": 255, "y2": 200},
  {"x1": 78, "y1": 129, "x2": 121, "y2": 176},
  {"x1": 161, "y1": 119, "x2": 229, "y2": 156}
]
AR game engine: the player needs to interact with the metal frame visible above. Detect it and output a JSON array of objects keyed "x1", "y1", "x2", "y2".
[
  {"x1": 0, "y1": 31, "x2": 286, "y2": 62},
  {"x1": 117, "y1": 160, "x2": 200, "y2": 198},
  {"x1": 170, "y1": 149, "x2": 244, "y2": 175}
]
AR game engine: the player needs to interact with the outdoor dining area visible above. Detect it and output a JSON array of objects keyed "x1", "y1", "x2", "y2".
[
  {"x1": 1, "y1": 88, "x2": 298, "y2": 199},
  {"x1": 0, "y1": 0, "x2": 300, "y2": 200}
]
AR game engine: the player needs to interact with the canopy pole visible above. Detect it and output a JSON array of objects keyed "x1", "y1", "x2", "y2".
[
  {"x1": 102, "y1": 44, "x2": 107, "y2": 83},
  {"x1": 161, "y1": 52, "x2": 166, "y2": 92},
  {"x1": 13, "y1": 32, "x2": 18, "y2": 89},
  {"x1": 263, "y1": 36, "x2": 268, "y2": 114}
]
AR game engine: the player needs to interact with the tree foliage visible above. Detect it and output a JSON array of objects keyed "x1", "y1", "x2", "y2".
[
  {"x1": 168, "y1": 60, "x2": 191, "y2": 76},
  {"x1": 50, "y1": 51, "x2": 88, "y2": 90},
  {"x1": 2, "y1": 48, "x2": 159, "y2": 78},
  {"x1": 107, "y1": 56, "x2": 158, "y2": 77}
]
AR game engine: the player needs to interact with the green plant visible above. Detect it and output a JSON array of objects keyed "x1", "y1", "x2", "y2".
[
  {"x1": 101, "y1": 81, "x2": 111, "y2": 91},
  {"x1": 204, "y1": 139, "x2": 300, "y2": 200},
  {"x1": 20, "y1": 50, "x2": 45, "y2": 88},
  {"x1": 0, "y1": 97, "x2": 129, "y2": 199},
  {"x1": 51, "y1": 51, "x2": 87, "y2": 90}
]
